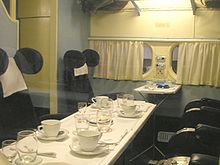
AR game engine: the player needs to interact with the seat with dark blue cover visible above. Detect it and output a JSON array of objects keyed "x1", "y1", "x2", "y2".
[
  {"x1": 0, "y1": 48, "x2": 39, "y2": 143},
  {"x1": 147, "y1": 98, "x2": 220, "y2": 165},
  {"x1": 0, "y1": 48, "x2": 69, "y2": 145},
  {"x1": 181, "y1": 98, "x2": 220, "y2": 128},
  {"x1": 63, "y1": 50, "x2": 95, "y2": 112}
]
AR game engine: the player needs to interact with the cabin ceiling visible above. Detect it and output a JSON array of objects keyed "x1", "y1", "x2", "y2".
[
  {"x1": 194, "y1": 0, "x2": 220, "y2": 8},
  {"x1": 78, "y1": 0, "x2": 129, "y2": 13},
  {"x1": 192, "y1": 0, "x2": 220, "y2": 15},
  {"x1": 78, "y1": 0, "x2": 220, "y2": 15}
]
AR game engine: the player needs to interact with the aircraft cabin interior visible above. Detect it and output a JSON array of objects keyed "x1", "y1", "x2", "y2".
[{"x1": 0, "y1": 0, "x2": 220, "y2": 165}]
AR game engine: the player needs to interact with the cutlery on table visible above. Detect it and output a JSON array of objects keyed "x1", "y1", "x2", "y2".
[{"x1": 37, "y1": 152, "x2": 57, "y2": 158}]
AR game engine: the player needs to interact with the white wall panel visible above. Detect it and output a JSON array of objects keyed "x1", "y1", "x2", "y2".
[
  {"x1": 0, "y1": 0, "x2": 18, "y2": 56},
  {"x1": 91, "y1": 10, "x2": 194, "y2": 38},
  {"x1": 195, "y1": 10, "x2": 220, "y2": 38}
]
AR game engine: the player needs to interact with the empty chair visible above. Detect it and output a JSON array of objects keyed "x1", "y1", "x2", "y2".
[
  {"x1": 0, "y1": 48, "x2": 40, "y2": 143},
  {"x1": 151, "y1": 153, "x2": 219, "y2": 165},
  {"x1": 63, "y1": 48, "x2": 122, "y2": 113},
  {"x1": 168, "y1": 123, "x2": 220, "y2": 157},
  {"x1": 181, "y1": 98, "x2": 220, "y2": 128},
  {"x1": 0, "y1": 48, "x2": 68, "y2": 144},
  {"x1": 146, "y1": 98, "x2": 220, "y2": 165},
  {"x1": 63, "y1": 50, "x2": 94, "y2": 112},
  {"x1": 167, "y1": 98, "x2": 220, "y2": 157}
]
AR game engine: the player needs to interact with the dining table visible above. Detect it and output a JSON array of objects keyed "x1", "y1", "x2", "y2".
[
  {"x1": 132, "y1": 82, "x2": 182, "y2": 159},
  {"x1": 11, "y1": 100, "x2": 156, "y2": 165}
]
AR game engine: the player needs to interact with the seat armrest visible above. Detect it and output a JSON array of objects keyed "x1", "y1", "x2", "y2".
[
  {"x1": 201, "y1": 98, "x2": 220, "y2": 109},
  {"x1": 185, "y1": 98, "x2": 220, "y2": 112},
  {"x1": 185, "y1": 106, "x2": 220, "y2": 114},
  {"x1": 196, "y1": 124, "x2": 220, "y2": 146},
  {"x1": 200, "y1": 106, "x2": 220, "y2": 114},
  {"x1": 190, "y1": 153, "x2": 218, "y2": 165},
  {"x1": 184, "y1": 99, "x2": 205, "y2": 111},
  {"x1": 182, "y1": 107, "x2": 220, "y2": 128}
]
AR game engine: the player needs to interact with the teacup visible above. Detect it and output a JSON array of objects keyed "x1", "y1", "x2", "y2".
[
  {"x1": 92, "y1": 96, "x2": 109, "y2": 108},
  {"x1": 37, "y1": 119, "x2": 61, "y2": 137},
  {"x1": 77, "y1": 130, "x2": 102, "y2": 151},
  {"x1": 122, "y1": 94, "x2": 134, "y2": 105},
  {"x1": 121, "y1": 104, "x2": 137, "y2": 116}
]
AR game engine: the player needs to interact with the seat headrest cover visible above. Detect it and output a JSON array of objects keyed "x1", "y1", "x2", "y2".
[
  {"x1": 64, "y1": 50, "x2": 86, "y2": 69},
  {"x1": 0, "y1": 58, "x2": 27, "y2": 98},
  {"x1": 14, "y1": 48, "x2": 43, "y2": 74},
  {"x1": 0, "y1": 48, "x2": 9, "y2": 76},
  {"x1": 74, "y1": 63, "x2": 88, "y2": 76},
  {"x1": 82, "y1": 49, "x2": 100, "y2": 67}
]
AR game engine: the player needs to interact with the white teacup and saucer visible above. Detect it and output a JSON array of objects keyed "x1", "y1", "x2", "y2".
[
  {"x1": 119, "y1": 103, "x2": 142, "y2": 118},
  {"x1": 91, "y1": 96, "x2": 111, "y2": 109},
  {"x1": 70, "y1": 130, "x2": 108, "y2": 156},
  {"x1": 37, "y1": 119, "x2": 68, "y2": 141}
]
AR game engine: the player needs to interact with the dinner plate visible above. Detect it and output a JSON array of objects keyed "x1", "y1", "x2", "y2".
[
  {"x1": 70, "y1": 143, "x2": 109, "y2": 156},
  {"x1": 15, "y1": 157, "x2": 43, "y2": 165},
  {"x1": 37, "y1": 128, "x2": 69, "y2": 141},
  {"x1": 87, "y1": 117, "x2": 114, "y2": 126},
  {"x1": 90, "y1": 103, "x2": 111, "y2": 109},
  {"x1": 86, "y1": 114, "x2": 97, "y2": 125},
  {"x1": 41, "y1": 162, "x2": 71, "y2": 165},
  {"x1": 118, "y1": 110, "x2": 143, "y2": 118}
]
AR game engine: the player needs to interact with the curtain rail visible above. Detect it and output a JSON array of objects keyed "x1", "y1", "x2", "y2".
[{"x1": 88, "y1": 37, "x2": 220, "y2": 42}]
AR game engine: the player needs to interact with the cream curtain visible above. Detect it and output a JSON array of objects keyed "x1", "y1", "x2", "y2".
[
  {"x1": 177, "y1": 42, "x2": 220, "y2": 87},
  {"x1": 90, "y1": 40, "x2": 144, "y2": 80}
]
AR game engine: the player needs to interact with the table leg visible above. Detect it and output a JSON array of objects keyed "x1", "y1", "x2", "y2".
[{"x1": 129, "y1": 94, "x2": 169, "y2": 161}]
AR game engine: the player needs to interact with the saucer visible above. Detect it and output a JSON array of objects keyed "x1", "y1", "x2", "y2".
[
  {"x1": 118, "y1": 110, "x2": 143, "y2": 118},
  {"x1": 37, "y1": 128, "x2": 69, "y2": 141},
  {"x1": 86, "y1": 114, "x2": 97, "y2": 125},
  {"x1": 41, "y1": 162, "x2": 71, "y2": 165},
  {"x1": 15, "y1": 157, "x2": 43, "y2": 165},
  {"x1": 87, "y1": 117, "x2": 114, "y2": 126},
  {"x1": 70, "y1": 143, "x2": 109, "y2": 156},
  {"x1": 91, "y1": 104, "x2": 111, "y2": 109}
]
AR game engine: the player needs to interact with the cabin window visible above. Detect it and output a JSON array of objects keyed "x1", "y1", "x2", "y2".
[
  {"x1": 171, "y1": 45, "x2": 179, "y2": 73},
  {"x1": 143, "y1": 43, "x2": 152, "y2": 73}
]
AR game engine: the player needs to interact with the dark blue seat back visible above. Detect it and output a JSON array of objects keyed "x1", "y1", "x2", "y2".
[
  {"x1": 0, "y1": 48, "x2": 43, "y2": 144},
  {"x1": 63, "y1": 50, "x2": 95, "y2": 110}
]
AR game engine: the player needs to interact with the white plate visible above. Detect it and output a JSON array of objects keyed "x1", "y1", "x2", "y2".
[
  {"x1": 37, "y1": 128, "x2": 69, "y2": 141},
  {"x1": 118, "y1": 110, "x2": 143, "y2": 118},
  {"x1": 90, "y1": 104, "x2": 111, "y2": 109},
  {"x1": 15, "y1": 157, "x2": 43, "y2": 165},
  {"x1": 41, "y1": 162, "x2": 71, "y2": 165},
  {"x1": 86, "y1": 114, "x2": 97, "y2": 125},
  {"x1": 90, "y1": 104, "x2": 100, "y2": 109},
  {"x1": 70, "y1": 143, "x2": 109, "y2": 156}
]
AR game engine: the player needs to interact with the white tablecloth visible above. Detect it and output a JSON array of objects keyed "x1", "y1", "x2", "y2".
[
  {"x1": 134, "y1": 84, "x2": 182, "y2": 94},
  {"x1": 14, "y1": 101, "x2": 156, "y2": 165}
]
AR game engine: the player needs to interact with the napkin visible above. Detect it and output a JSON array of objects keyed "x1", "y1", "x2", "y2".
[
  {"x1": 74, "y1": 63, "x2": 88, "y2": 76},
  {"x1": 0, "y1": 58, "x2": 27, "y2": 98},
  {"x1": 99, "y1": 129, "x2": 128, "y2": 145},
  {"x1": 0, "y1": 152, "x2": 11, "y2": 165},
  {"x1": 134, "y1": 101, "x2": 155, "y2": 112}
]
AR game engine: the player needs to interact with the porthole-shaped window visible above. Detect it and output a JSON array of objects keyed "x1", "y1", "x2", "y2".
[
  {"x1": 143, "y1": 44, "x2": 152, "y2": 73},
  {"x1": 172, "y1": 45, "x2": 179, "y2": 73}
]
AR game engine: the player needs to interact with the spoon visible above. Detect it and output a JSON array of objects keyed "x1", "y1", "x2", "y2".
[{"x1": 37, "y1": 152, "x2": 57, "y2": 158}]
